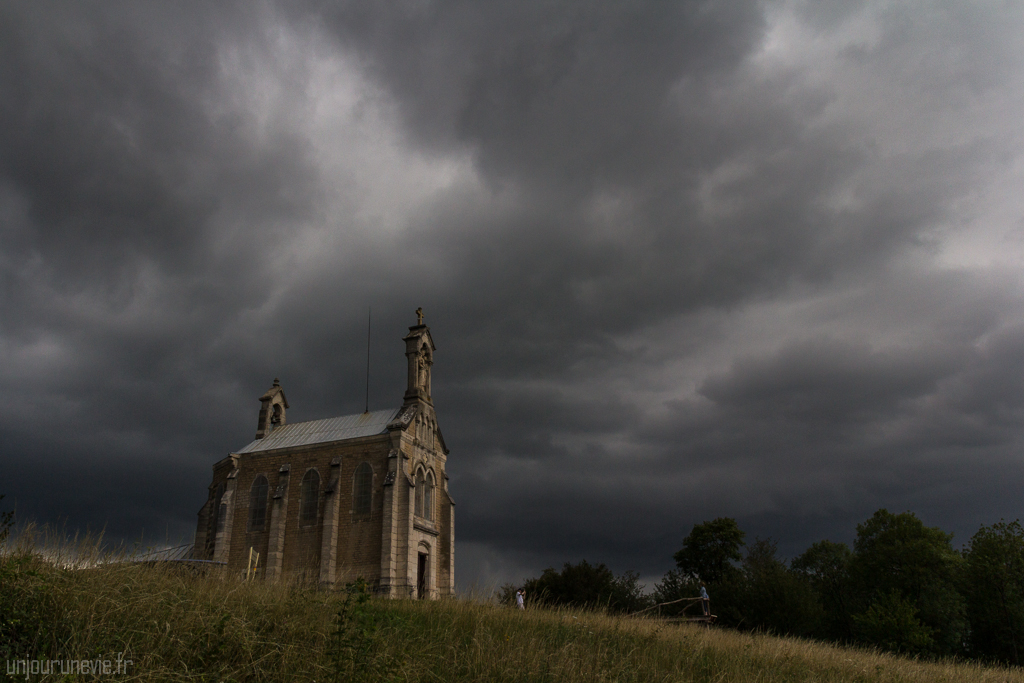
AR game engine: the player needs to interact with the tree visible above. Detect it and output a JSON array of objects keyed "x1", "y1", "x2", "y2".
[
  {"x1": 792, "y1": 540, "x2": 853, "y2": 641},
  {"x1": 515, "y1": 560, "x2": 650, "y2": 614},
  {"x1": 963, "y1": 520, "x2": 1024, "y2": 664},
  {"x1": 673, "y1": 518, "x2": 745, "y2": 584},
  {"x1": 850, "y1": 509, "x2": 966, "y2": 656},
  {"x1": 651, "y1": 568, "x2": 699, "y2": 617},
  {"x1": 529, "y1": 560, "x2": 616, "y2": 609},
  {"x1": 608, "y1": 570, "x2": 650, "y2": 614},
  {"x1": 733, "y1": 538, "x2": 823, "y2": 637}
]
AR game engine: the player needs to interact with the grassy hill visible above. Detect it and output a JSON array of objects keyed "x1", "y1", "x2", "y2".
[{"x1": 2, "y1": 545, "x2": 1022, "y2": 682}]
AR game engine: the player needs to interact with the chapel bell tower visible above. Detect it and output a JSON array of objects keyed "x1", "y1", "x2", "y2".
[
  {"x1": 403, "y1": 307, "x2": 435, "y2": 405},
  {"x1": 254, "y1": 378, "x2": 288, "y2": 439}
]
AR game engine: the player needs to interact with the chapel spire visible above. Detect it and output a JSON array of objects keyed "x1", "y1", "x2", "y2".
[{"x1": 403, "y1": 308, "x2": 435, "y2": 406}]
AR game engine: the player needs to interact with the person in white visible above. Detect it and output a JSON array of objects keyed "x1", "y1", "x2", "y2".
[
  {"x1": 516, "y1": 589, "x2": 525, "y2": 610},
  {"x1": 699, "y1": 582, "x2": 710, "y2": 616}
]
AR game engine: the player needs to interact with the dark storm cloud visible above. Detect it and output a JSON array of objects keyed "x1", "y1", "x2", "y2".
[
  {"x1": 0, "y1": 1, "x2": 331, "y2": 534},
  {"x1": 2, "y1": 1, "x2": 1023, "y2": 591},
  {"x1": 452, "y1": 316, "x2": 1024, "y2": 578},
  {"x1": 2, "y1": 3, "x2": 289, "y2": 268},
  {"x1": 310, "y1": 1, "x2": 764, "y2": 180},
  {"x1": 699, "y1": 338, "x2": 957, "y2": 425},
  {"x1": 293, "y1": 0, "x2": 1011, "y2": 373}
]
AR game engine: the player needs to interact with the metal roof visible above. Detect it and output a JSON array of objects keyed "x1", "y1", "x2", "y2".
[
  {"x1": 133, "y1": 543, "x2": 196, "y2": 562},
  {"x1": 235, "y1": 407, "x2": 401, "y2": 454}
]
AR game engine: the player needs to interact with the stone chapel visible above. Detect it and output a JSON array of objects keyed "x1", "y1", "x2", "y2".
[{"x1": 193, "y1": 311, "x2": 454, "y2": 598}]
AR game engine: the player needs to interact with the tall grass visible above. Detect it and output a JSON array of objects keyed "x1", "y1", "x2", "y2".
[{"x1": 2, "y1": 531, "x2": 1023, "y2": 681}]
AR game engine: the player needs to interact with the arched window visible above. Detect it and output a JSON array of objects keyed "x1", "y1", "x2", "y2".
[
  {"x1": 249, "y1": 476, "x2": 269, "y2": 531},
  {"x1": 424, "y1": 471, "x2": 435, "y2": 521},
  {"x1": 212, "y1": 482, "x2": 227, "y2": 535},
  {"x1": 207, "y1": 483, "x2": 226, "y2": 555},
  {"x1": 354, "y1": 463, "x2": 372, "y2": 515},
  {"x1": 300, "y1": 469, "x2": 320, "y2": 525},
  {"x1": 414, "y1": 468, "x2": 425, "y2": 517}
]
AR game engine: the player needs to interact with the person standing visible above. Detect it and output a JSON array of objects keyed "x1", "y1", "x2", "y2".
[
  {"x1": 699, "y1": 582, "x2": 710, "y2": 616},
  {"x1": 516, "y1": 589, "x2": 526, "y2": 610}
]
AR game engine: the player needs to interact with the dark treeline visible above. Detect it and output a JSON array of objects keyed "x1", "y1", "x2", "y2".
[
  {"x1": 499, "y1": 560, "x2": 649, "y2": 616},
  {"x1": 503, "y1": 510, "x2": 1024, "y2": 666}
]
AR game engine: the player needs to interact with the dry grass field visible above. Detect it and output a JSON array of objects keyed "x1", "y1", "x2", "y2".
[{"x1": 2, "y1": 534, "x2": 1022, "y2": 682}]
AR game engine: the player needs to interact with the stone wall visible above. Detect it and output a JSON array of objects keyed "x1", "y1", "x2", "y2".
[
  {"x1": 199, "y1": 434, "x2": 391, "y2": 586},
  {"x1": 195, "y1": 426, "x2": 454, "y2": 596}
]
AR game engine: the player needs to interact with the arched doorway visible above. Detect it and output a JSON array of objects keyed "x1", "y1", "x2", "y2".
[{"x1": 417, "y1": 542, "x2": 431, "y2": 599}]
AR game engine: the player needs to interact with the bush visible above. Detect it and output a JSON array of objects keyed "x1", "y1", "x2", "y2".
[
  {"x1": 0, "y1": 553, "x2": 69, "y2": 660},
  {"x1": 650, "y1": 568, "x2": 700, "y2": 617},
  {"x1": 1, "y1": 498, "x2": 69, "y2": 659},
  {"x1": 0, "y1": 495, "x2": 12, "y2": 545},
  {"x1": 852, "y1": 591, "x2": 935, "y2": 655}
]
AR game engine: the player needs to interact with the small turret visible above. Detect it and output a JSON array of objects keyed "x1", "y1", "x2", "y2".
[{"x1": 255, "y1": 378, "x2": 289, "y2": 439}]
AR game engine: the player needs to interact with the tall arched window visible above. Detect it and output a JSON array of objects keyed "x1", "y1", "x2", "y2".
[
  {"x1": 207, "y1": 483, "x2": 226, "y2": 555},
  {"x1": 249, "y1": 476, "x2": 269, "y2": 531},
  {"x1": 414, "y1": 468, "x2": 425, "y2": 517},
  {"x1": 300, "y1": 469, "x2": 320, "y2": 525},
  {"x1": 424, "y1": 471, "x2": 435, "y2": 521},
  {"x1": 354, "y1": 463, "x2": 372, "y2": 515}
]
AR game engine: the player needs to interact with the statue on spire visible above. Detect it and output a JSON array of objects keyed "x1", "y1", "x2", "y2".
[{"x1": 416, "y1": 307, "x2": 424, "y2": 325}]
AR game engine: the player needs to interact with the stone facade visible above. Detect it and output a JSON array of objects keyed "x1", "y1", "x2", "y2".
[{"x1": 193, "y1": 316, "x2": 454, "y2": 597}]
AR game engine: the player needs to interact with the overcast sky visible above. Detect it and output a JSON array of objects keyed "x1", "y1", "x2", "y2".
[{"x1": 3, "y1": 0, "x2": 1024, "y2": 592}]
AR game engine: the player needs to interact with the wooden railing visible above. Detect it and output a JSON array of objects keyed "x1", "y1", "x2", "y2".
[{"x1": 630, "y1": 596, "x2": 715, "y2": 623}]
